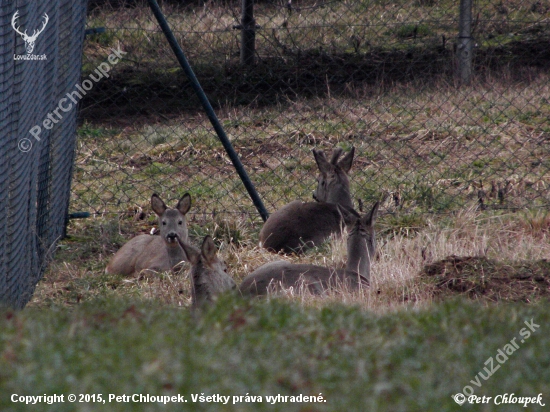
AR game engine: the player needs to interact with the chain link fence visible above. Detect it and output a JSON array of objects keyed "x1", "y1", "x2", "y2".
[
  {"x1": 74, "y1": 0, "x2": 550, "y2": 225},
  {"x1": 0, "y1": 0, "x2": 87, "y2": 308}
]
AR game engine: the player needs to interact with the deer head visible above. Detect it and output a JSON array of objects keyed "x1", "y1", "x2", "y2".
[{"x1": 12, "y1": 11, "x2": 49, "y2": 54}]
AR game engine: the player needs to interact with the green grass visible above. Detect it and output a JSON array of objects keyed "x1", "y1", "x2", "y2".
[
  {"x1": 395, "y1": 24, "x2": 432, "y2": 39},
  {"x1": 1, "y1": 298, "x2": 548, "y2": 411}
]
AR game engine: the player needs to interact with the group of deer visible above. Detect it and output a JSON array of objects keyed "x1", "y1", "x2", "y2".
[{"x1": 105, "y1": 146, "x2": 379, "y2": 307}]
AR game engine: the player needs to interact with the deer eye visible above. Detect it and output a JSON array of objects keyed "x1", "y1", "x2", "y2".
[
  {"x1": 178, "y1": 221, "x2": 183, "y2": 225},
  {"x1": 162, "y1": 221, "x2": 166, "y2": 225}
]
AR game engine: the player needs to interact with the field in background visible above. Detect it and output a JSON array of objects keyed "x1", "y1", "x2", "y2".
[
  {"x1": 75, "y1": 0, "x2": 550, "y2": 217},
  {"x1": 73, "y1": 76, "x2": 550, "y2": 219}
]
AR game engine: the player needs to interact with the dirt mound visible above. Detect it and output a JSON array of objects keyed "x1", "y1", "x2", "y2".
[{"x1": 421, "y1": 255, "x2": 550, "y2": 303}]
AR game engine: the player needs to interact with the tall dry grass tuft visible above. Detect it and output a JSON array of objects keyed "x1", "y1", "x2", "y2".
[
  {"x1": 237, "y1": 206, "x2": 550, "y2": 312},
  {"x1": 32, "y1": 206, "x2": 550, "y2": 310}
]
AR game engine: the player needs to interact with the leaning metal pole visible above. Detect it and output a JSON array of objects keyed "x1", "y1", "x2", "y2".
[{"x1": 147, "y1": 0, "x2": 269, "y2": 222}]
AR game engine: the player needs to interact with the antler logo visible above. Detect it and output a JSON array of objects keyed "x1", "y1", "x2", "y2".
[{"x1": 12, "y1": 11, "x2": 49, "y2": 54}]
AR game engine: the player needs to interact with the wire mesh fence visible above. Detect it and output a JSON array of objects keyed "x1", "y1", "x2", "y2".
[
  {"x1": 0, "y1": 0, "x2": 87, "y2": 308},
  {"x1": 74, "y1": 0, "x2": 550, "y2": 225}
]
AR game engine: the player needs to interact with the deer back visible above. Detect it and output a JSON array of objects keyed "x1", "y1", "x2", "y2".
[
  {"x1": 259, "y1": 201, "x2": 359, "y2": 254},
  {"x1": 239, "y1": 263, "x2": 368, "y2": 296}
]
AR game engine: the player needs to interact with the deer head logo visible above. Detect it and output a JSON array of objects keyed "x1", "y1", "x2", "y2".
[{"x1": 12, "y1": 11, "x2": 49, "y2": 54}]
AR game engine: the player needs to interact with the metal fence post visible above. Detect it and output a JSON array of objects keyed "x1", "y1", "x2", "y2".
[
  {"x1": 240, "y1": 0, "x2": 256, "y2": 66},
  {"x1": 457, "y1": 0, "x2": 473, "y2": 85}
]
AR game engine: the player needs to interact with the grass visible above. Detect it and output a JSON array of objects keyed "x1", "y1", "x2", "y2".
[
  {"x1": 80, "y1": 0, "x2": 550, "y2": 115},
  {"x1": 72, "y1": 75, "x2": 550, "y2": 217},
  {"x1": 7, "y1": 112, "x2": 550, "y2": 412},
  {"x1": 84, "y1": 0, "x2": 549, "y2": 67},
  {"x1": 1, "y1": 297, "x2": 549, "y2": 411},
  {"x1": 28, "y1": 202, "x2": 550, "y2": 310}
]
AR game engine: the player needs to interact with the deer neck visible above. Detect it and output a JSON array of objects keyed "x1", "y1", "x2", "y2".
[
  {"x1": 345, "y1": 229, "x2": 373, "y2": 281},
  {"x1": 326, "y1": 186, "x2": 353, "y2": 209},
  {"x1": 166, "y1": 243, "x2": 185, "y2": 270}
]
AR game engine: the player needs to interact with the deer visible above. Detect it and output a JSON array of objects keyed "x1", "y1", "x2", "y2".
[
  {"x1": 259, "y1": 146, "x2": 357, "y2": 254},
  {"x1": 241, "y1": 201, "x2": 379, "y2": 296},
  {"x1": 176, "y1": 236, "x2": 237, "y2": 307},
  {"x1": 105, "y1": 193, "x2": 191, "y2": 277},
  {"x1": 12, "y1": 11, "x2": 49, "y2": 54}
]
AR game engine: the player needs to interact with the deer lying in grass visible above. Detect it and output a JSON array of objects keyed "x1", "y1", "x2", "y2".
[
  {"x1": 105, "y1": 194, "x2": 191, "y2": 276},
  {"x1": 241, "y1": 201, "x2": 379, "y2": 296},
  {"x1": 260, "y1": 146, "x2": 357, "y2": 254},
  {"x1": 177, "y1": 236, "x2": 237, "y2": 307}
]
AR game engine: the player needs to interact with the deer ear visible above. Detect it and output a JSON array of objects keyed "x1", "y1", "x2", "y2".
[
  {"x1": 177, "y1": 193, "x2": 192, "y2": 215},
  {"x1": 329, "y1": 147, "x2": 344, "y2": 165},
  {"x1": 337, "y1": 147, "x2": 355, "y2": 174},
  {"x1": 337, "y1": 204, "x2": 360, "y2": 225},
  {"x1": 312, "y1": 149, "x2": 331, "y2": 174},
  {"x1": 151, "y1": 194, "x2": 167, "y2": 216},
  {"x1": 362, "y1": 201, "x2": 380, "y2": 226},
  {"x1": 201, "y1": 236, "x2": 218, "y2": 264},
  {"x1": 177, "y1": 237, "x2": 200, "y2": 265}
]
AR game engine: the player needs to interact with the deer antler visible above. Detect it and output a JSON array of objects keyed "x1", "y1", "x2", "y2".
[
  {"x1": 11, "y1": 11, "x2": 27, "y2": 37},
  {"x1": 27, "y1": 13, "x2": 49, "y2": 41}
]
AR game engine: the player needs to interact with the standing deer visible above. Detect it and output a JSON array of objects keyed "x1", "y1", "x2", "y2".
[
  {"x1": 260, "y1": 146, "x2": 357, "y2": 254},
  {"x1": 177, "y1": 236, "x2": 237, "y2": 307},
  {"x1": 105, "y1": 193, "x2": 191, "y2": 276},
  {"x1": 12, "y1": 11, "x2": 49, "y2": 54},
  {"x1": 241, "y1": 201, "x2": 379, "y2": 296}
]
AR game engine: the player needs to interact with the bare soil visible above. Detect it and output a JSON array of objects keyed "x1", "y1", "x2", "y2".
[{"x1": 421, "y1": 255, "x2": 550, "y2": 302}]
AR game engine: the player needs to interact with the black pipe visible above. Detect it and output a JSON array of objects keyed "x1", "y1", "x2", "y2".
[
  {"x1": 68, "y1": 212, "x2": 91, "y2": 219},
  {"x1": 147, "y1": 0, "x2": 269, "y2": 222}
]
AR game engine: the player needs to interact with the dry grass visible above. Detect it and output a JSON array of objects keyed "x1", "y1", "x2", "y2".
[{"x1": 30, "y1": 205, "x2": 550, "y2": 311}]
